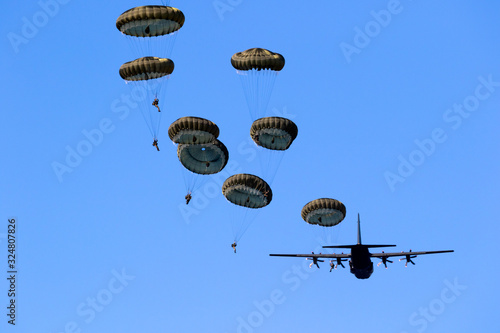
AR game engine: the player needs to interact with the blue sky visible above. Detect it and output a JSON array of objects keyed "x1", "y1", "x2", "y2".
[{"x1": 1, "y1": 0, "x2": 499, "y2": 332}]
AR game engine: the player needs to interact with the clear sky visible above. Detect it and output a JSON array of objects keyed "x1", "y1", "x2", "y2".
[{"x1": 1, "y1": 1, "x2": 499, "y2": 332}]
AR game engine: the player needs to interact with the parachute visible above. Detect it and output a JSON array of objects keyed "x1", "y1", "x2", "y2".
[
  {"x1": 249, "y1": 116, "x2": 298, "y2": 183},
  {"x1": 222, "y1": 174, "x2": 272, "y2": 242},
  {"x1": 250, "y1": 116, "x2": 298, "y2": 151},
  {"x1": 231, "y1": 48, "x2": 285, "y2": 71},
  {"x1": 170, "y1": 117, "x2": 227, "y2": 198},
  {"x1": 301, "y1": 198, "x2": 346, "y2": 227},
  {"x1": 231, "y1": 48, "x2": 285, "y2": 120},
  {"x1": 168, "y1": 117, "x2": 220, "y2": 144},
  {"x1": 177, "y1": 139, "x2": 229, "y2": 175},
  {"x1": 116, "y1": 5, "x2": 185, "y2": 57},
  {"x1": 301, "y1": 198, "x2": 346, "y2": 244},
  {"x1": 177, "y1": 139, "x2": 229, "y2": 195},
  {"x1": 119, "y1": 57, "x2": 174, "y2": 140}
]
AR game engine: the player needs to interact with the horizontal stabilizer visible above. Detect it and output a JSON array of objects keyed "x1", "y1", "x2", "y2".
[{"x1": 323, "y1": 244, "x2": 397, "y2": 249}]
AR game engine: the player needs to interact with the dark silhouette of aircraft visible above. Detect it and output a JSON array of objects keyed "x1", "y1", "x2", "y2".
[{"x1": 270, "y1": 214, "x2": 454, "y2": 279}]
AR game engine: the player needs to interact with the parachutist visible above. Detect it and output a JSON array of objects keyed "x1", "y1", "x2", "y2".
[
  {"x1": 185, "y1": 192, "x2": 192, "y2": 205},
  {"x1": 205, "y1": 162, "x2": 210, "y2": 168},
  {"x1": 231, "y1": 242, "x2": 237, "y2": 253},
  {"x1": 330, "y1": 260, "x2": 334, "y2": 272},
  {"x1": 152, "y1": 98, "x2": 161, "y2": 112},
  {"x1": 152, "y1": 139, "x2": 160, "y2": 151}
]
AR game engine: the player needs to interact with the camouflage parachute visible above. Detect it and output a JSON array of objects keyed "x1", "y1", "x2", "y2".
[
  {"x1": 222, "y1": 174, "x2": 272, "y2": 209},
  {"x1": 168, "y1": 117, "x2": 219, "y2": 144},
  {"x1": 231, "y1": 48, "x2": 285, "y2": 71},
  {"x1": 119, "y1": 57, "x2": 174, "y2": 81},
  {"x1": 250, "y1": 117, "x2": 298, "y2": 151},
  {"x1": 177, "y1": 139, "x2": 229, "y2": 175},
  {"x1": 116, "y1": 6, "x2": 185, "y2": 37},
  {"x1": 301, "y1": 198, "x2": 346, "y2": 227}
]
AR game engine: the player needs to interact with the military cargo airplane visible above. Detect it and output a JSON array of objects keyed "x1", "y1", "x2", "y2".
[{"x1": 270, "y1": 214, "x2": 453, "y2": 279}]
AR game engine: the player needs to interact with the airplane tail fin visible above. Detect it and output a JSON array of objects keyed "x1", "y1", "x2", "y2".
[
  {"x1": 357, "y1": 213, "x2": 361, "y2": 245},
  {"x1": 322, "y1": 214, "x2": 396, "y2": 249}
]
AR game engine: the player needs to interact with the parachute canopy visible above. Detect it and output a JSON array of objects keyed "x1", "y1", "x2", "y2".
[
  {"x1": 119, "y1": 57, "x2": 173, "y2": 139},
  {"x1": 231, "y1": 48, "x2": 285, "y2": 120},
  {"x1": 116, "y1": 6, "x2": 185, "y2": 37},
  {"x1": 119, "y1": 57, "x2": 174, "y2": 81},
  {"x1": 231, "y1": 48, "x2": 285, "y2": 71},
  {"x1": 250, "y1": 117, "x2": 298, "y2": 151},
  {"x1": 177, "y1": 139, "x2": 229, "y2": 175},
  {"x1": 301, "y1": 198, "x2": 346, "y2": 227},
  {"x1": 222, "y1": 174, "x2": 272, "y2": 209},
  {"x1": 169, "y1": 117, "x2": 220, "y2": 144}
]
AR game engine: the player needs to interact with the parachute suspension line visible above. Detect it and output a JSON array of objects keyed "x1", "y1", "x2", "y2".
[
  {"x1": 261, "y1": 70, "x2": 277, "y2": 117},
  {"x1": 179, "y1": 161, "x2": 193, "y2": 193},
  {"x1": 253, "y1": 70, "x2": 261, "y2": 119},
  {"x1": 179, "y1": 159, "x2": 199, "y2": 194},
  {"x1": 262, "y1": 150, "x2": 285, "y2": 185},
  {"x1": 232, "y1": 205, "x2": 255, "y2": 243},
  {"x1": 187, "y1": 172, "x2": 202, "y2": 193},
  {"x1": 255, "y1": 70, "x2": 270, "y2": 119},
  {"x1": 153, "y1": 76, "x2": 169, "y2": 136},
  {"x1": 127, "y1": 80, "x2": 155, "y2": 138},
  {"x1": 235, "y1": 207, "x2": 253, "y2": 242},
  {"x1": 156, "y1": 111, "x2": 163, "y2": 139},
  {"x1": 147, "y1": 96, "x2": 157, "y2": 138},
  {"x1": 238, "y1": 70, "x2": 278, "y2": 120},
  {"x1": 314, "y1": 220, "x2": 343, "y2": 247},
  {"x1": 162, "y1": 31, "x2": 178, "y2": 59},
  {"x1": 230, "y1": 205, "x2": 238, "y2": 242},
  {"x1": 148, "y1": 79, "x2": 159, "y2": 138},
  {"x1": 125, "y1": 35, "x2": 143, "y2": 59},
  {"x1": 124, "y1": 33, "x2": 178, "y2": 60},
  {"x1": 238, "y1": 71, "x2": 255, "y2": 120},
  {"x1": 227, "y1": 195, "x2": 248, "y2": 243}
]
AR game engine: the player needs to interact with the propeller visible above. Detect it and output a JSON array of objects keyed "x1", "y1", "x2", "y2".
[
  {"x1": 306, "y1": 252, "x2": 324, "y2": 268},
  {"x1": 376, "y1": 251, "x2": 393, "y2": 269},
  {"x1": 399, "y1": 249, "x2": 417, "y2": 267},
  {"x1": 334, "y1": 252, "x2": 347, "y2": 269}
]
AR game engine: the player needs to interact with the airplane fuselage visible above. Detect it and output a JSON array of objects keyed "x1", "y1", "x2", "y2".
[{"x1": 349, "y1": 245, "x2": 374, "y2": 279}]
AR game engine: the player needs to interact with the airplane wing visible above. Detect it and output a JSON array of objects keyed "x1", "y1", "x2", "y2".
[
  {"x1": 371, "y1": 250, "x2": 454, "y2": 258},
  {"x1": 269, "y1": 253, "x2": 351, "y2": 259}
]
